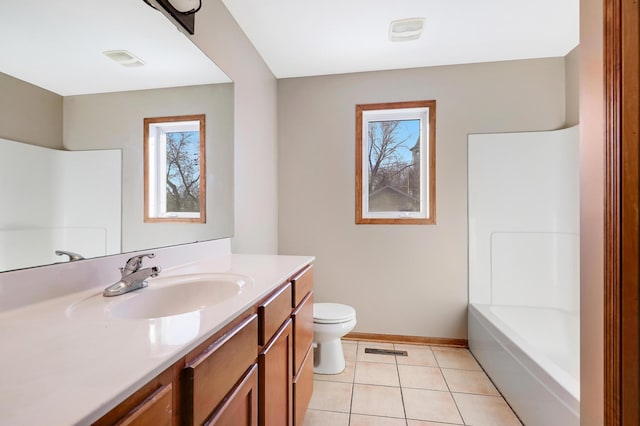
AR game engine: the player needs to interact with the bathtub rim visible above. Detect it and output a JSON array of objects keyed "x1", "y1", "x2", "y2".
[{"x1": 469, "y1": 303, "x2": 580, "y2": 415}]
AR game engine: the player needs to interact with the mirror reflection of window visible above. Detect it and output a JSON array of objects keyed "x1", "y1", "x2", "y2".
[{"x1": 144, "y1": 114, "x2": 206, "y2": 223}]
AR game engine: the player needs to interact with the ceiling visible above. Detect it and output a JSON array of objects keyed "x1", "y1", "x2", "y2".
[
  {"x1": 221, "y1": 0, "x2": 580, "y2": 79},
  {"x1": 0, "y1": 0, "x2": 230, "y2": 96},
  {"x1": 0, "y1": 1, "x2": 579, "y2": 95}
]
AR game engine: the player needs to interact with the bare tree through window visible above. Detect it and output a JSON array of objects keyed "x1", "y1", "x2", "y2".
[
  {"x1": 367, "y1": 119, "x2": 421, "y2": 212},
  {"x1": 166, "y1": 131, "x2": 201, "y2": 213}
]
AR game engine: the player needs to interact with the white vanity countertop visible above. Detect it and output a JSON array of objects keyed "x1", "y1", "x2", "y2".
[{"x1": 0, "y1": 254, "x2": 314, "y2": 426}]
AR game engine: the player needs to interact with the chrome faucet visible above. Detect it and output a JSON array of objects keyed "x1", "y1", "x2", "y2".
[
  {"x1": 55, "y1": 250, "x2": 85, "y2": 262},
  {"x1": 103, "y1": 253, "x2": 161, "y2": 297}
]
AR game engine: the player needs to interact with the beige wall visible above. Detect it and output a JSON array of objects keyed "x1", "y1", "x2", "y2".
[
  {"x1": 0, "y1": 72, "x2": 63, "y2": 149},
  {"x1": 579, "y1": 0, "x2": 604, "y2": 422},
  {"x1": 63, "y1": 84, "x2": 234, "y2": 253},
  {"x1": 189, "y1": 0, "x2": 279, "y2": 254},
  {"x1": 277, "y1": 58, "x2": 566, "y2": 338},
  {"x1": 565, "y1": 46, "x2": 580, "y2": 126}
]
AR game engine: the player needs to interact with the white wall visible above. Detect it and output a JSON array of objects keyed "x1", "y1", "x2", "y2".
[
  {"x1": 468, "y1": 127, "x2": 579, "y2": 311},
  {"x1": 278, "y1": 58, "x2": 567, "y2": 339},
  {"x1": 59, "y1": 150, "x2": 121, "y2": 256},
  {"x1": 0, "y1": 138, "x2": 120, "y2": 271}
]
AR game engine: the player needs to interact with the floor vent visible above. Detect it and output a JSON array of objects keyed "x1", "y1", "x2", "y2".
[{"x1": 364, "y1": 348, "x2": 408, "y2": 356}]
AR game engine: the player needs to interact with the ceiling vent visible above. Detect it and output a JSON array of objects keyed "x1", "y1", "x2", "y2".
[
  {"x1": 389, "y1": 18, "x2": 425, "y2": 42},
  {"x1": 102, "y1": 50, "x2": 145, "y2": 67}
]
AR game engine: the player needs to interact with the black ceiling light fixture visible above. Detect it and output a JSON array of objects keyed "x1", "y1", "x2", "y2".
[{"x1": 143, "y1": 0, "x2": 201, "y2": 35}]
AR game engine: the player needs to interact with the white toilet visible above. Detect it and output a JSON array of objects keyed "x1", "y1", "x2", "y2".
[{"x1": 313, "y1": 303, "x2": 357, "y2": 374}]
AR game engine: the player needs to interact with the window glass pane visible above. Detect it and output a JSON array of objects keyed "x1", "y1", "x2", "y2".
[
  {"x1": 165, "y1": 131, "x2": 200, "y2": 213},
  {"x1": 367, "y1": 119, "x2": 420, "y2": 212}
]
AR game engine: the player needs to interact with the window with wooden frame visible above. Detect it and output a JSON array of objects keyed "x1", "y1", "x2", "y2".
[
  {"x1": 144, "y1": 114, "x2": 206, "y2": 223},
  {"x1": 356, "y1": 100, "x2": 436, "y2": 224}
]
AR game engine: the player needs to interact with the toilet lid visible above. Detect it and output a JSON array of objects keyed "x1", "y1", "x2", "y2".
[{"x1": 314, "y1": 303, "x2": 356, "y2": 324}]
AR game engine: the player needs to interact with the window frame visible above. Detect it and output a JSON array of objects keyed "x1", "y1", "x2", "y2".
[
  {"x1": 355, "y1": 100, "x2": 436, "y2": 225},
  {"x1": 144, "y1": 114, "x2": 206, "y2": 223}
]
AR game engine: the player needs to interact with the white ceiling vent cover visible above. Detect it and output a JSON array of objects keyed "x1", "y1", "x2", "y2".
[
  {"x1": 389, "y1": 18, "x2": 425, "y2": 42},
  {"x1": 103, "y1": 50, "x2": 145, "y2": 67}
]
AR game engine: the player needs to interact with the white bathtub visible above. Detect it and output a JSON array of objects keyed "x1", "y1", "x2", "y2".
[{"x1": 468, "y1": 303, "x2": 580, "y2": 426}]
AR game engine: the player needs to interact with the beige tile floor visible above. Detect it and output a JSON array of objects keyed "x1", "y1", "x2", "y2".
[{"x1": 304, "y1": 340, "x2": 522, "y2": 426}]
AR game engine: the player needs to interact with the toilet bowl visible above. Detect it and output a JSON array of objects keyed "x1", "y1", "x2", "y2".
[{"x1": 313, "y1": 303, "x2": 357, "y2": 374}]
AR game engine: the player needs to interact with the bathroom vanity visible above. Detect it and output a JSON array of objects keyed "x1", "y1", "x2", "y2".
[{"x1": 0, "y1": 252, "x2": 314, "y2": 426}]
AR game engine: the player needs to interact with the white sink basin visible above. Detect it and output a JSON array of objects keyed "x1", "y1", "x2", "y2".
[{"x1": 67, "y1": 273, "x2": 252, "y2": 320}]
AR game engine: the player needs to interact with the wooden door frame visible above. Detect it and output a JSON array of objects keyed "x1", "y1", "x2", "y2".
[{"x1": 604, "y1": 0, "x2": 639, "y2": 424}]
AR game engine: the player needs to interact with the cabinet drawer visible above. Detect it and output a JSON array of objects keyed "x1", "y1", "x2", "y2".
[
  {"x1": 183, "y1": 314, "x2": 258, "y2": 426},
  {"x1": 293, "y1": 346, "x2": 313, "y2": 426},
  {"x1": 292, "y1": 291, "x2": 314, "y2": 375},
  {"x1": 291, "y1": 266, "x2": 313, "y2": 307},
  {"x1": 93, "y1": 366, "x2": 175, "y2": 426},
  {"x1": 258, "y1": 283, "x2": 292, "y2": 346},
  {"x1": 117, "y1": 383, "x2": 172, "y2": 426}
]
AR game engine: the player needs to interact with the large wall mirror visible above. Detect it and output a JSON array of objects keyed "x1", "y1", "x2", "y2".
[{"x1": 0, "y1": 0, "x2": 234, "y2": 273}]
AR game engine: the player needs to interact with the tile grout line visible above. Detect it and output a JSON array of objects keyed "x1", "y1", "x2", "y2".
[
  {"x1": 465, "y1": 351, "x2": 525, "y2": 425},
  {"x1": 435, "y1": 349, "x2": 469, "y2": 425},
  {"x1": 347, "y1": 340, "x2": 359, "y2": 426},
  {"x1": 353, "y1": 339, "x2": 408, "y2": 424},
  {"x1": 347, "y1": 340, "x2": 355, "y2": 426},
  {"x1": 391, "y1": 342, "x2": 410, "y2": 426}
]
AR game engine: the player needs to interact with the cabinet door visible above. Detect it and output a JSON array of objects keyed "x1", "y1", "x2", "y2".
[
  {"x1": 292, "y1": 291, "x2": 314, "y2": 375},
  {"x1": 293, "y1": 346, "x2": 314, "y2": 426},
  {"x1": 205, "y1": 364, "x2": 258, "y2": 426},
  {"x1": 259, "y1": 319, "x2": 293, "y2": 426}
]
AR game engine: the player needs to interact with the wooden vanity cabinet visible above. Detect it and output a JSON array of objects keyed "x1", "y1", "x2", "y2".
[
  {"x1": 291, "y1": 291, "x2": 313, "y2": 426},
  {"x1": 93, "y1": 364, "x2": 178, "y2": 426},
  {"x1": 292, "y1": 291, "x2": 313, "y2": 373},
  {"x1": 117, "y1": 384, "x2": 174, "y2": 426},
  {"x1": 203, "y1": 364, "x2": 258, "y2": 426},
  {"x1": 258, "y1": 283, "x2": 293, "y2": 426},
  {"x1": 259, "y1": 319, "x2": 293, "y2": 426},
  {"x1": 292, "y1": 346, "x2": 313, "y2": 426},
  {"x1": 258, "y1": 283, "x2": 293, "y2": 346},
  {"x1": 290, "y1": 266, "x2": 314, "y2": 426},
  {"x1": 257, "y1": 266, "x2": 316, "y2": 426},
  {"x1": 291, "y1": 266, "x2": 313, "y2": 307},
  {"x1": 93, "y1": 264, "x2": 314, "y2": 426},
  {"x1": 183, "y1": 314, "x2": 258, "y2": 426}
]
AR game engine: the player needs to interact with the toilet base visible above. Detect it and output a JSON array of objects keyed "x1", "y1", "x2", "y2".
[{"x1": 313, "y1": 338, "x2": 346, "y2": 374}]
